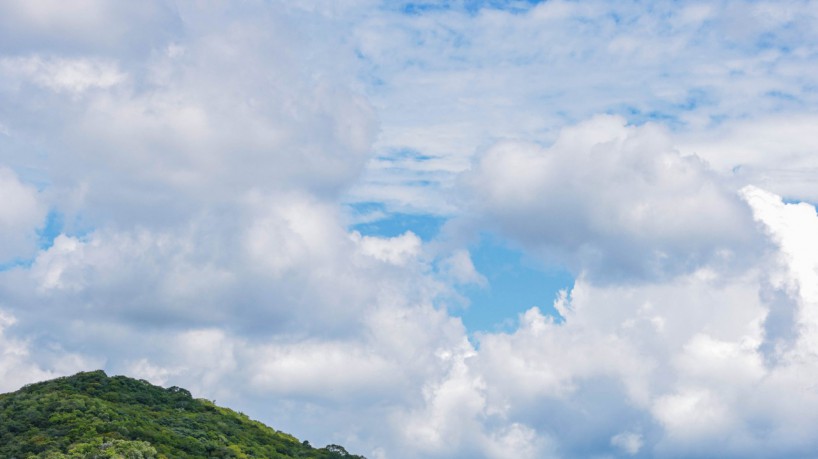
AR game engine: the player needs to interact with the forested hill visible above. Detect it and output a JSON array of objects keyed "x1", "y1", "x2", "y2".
[{"x1": 0, "y1": 370, "x2": 365, "y2": 459}]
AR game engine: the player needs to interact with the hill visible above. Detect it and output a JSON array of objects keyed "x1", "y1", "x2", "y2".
[{"x1": 0, "y1": 370, "x2": 365, "y2": 459}]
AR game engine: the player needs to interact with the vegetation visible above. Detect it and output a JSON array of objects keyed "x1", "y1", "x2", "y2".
[{"x1": 0, "y1": 370, "x2": 365, "y2": 459}]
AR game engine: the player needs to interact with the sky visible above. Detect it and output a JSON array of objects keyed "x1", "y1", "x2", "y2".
[{"x1": 1, "y1": 0, "x2": 818, "y2": 457}]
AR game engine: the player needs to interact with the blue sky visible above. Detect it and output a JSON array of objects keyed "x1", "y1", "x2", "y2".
[
  {"x1": 458, "y1": 233, "x2": 573, "y2": 331},
  {"x1": 349, "y1": 206, "x2": 572, "y2": 332},
  {"x1": 2, "y1": 1, "x2": 818, "y2": 458}
]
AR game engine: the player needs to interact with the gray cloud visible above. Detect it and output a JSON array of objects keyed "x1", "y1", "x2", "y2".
[{"x1": 463, "y1": 115, "x2": 763, "y2": 281}]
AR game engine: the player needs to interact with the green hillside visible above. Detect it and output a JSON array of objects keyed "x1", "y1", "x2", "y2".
[{"x1": 0, "y1": 370, "x2": 365, "y2": 459}]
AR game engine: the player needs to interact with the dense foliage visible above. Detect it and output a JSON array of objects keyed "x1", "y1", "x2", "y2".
[{"x1": 0, "y1": 371, "x2": 365, "y2": 459}]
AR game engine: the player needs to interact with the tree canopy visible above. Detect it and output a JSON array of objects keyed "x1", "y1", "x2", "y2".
[{"x1": 0, "y1": 370, "x2": 365, "y2": 459}]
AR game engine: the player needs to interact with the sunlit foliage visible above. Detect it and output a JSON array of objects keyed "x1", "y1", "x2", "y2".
[{"x1": 0, "y1": 371, "x2": 365, "y2": 459}]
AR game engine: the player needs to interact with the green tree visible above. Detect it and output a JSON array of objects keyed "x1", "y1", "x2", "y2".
[{"x1": 0, "y1": 371, "x2": 366, "y2": 459}]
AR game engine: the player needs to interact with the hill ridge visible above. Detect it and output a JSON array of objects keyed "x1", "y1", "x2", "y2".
[{"x1": 0, "y1": 370, "x2": 365, "y2": 459}]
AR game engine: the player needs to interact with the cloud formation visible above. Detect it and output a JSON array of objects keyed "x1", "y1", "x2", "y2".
[
  {"x1": 1, "y1": 1, "x2": 818, "y2": 458},
  {"x1": 464, "y1": 115, "x2": 760, "y2": 280},
  {"x1": 0, "y1": 167, "x2": 46, "y2": 261},
  {"x1": 350, "y1": 0, "x2": 818, "y2": 214}
]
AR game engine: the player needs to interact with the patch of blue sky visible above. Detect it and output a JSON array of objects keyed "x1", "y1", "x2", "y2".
[
  {"x1": 348, "y1": 203, "x2": 447, "y2": 241},
  {"x1": 0, "y1": 210, "x2": 64, "y2": 272},
  {"x1": 607, "y1": 10, "x2": 624, "y2": 25},
  {"x1": 783, "y1": 197, "x2": 818, "y2": 209},
  {"x1": 677, "y1": 88, "x2": 712, "y2": 110},
  {"x1": 376, "y1": 148, "x2": 437, "y2": 163},
  {"x1": 396, "y1": 0, "x2": 543, "y2": 16},
  {"x1": 763, "y1": 90, "x2": 805, "y2": 111},
  {"x1": 399, "y1": 2, "x2": 451, "y2": 15},
  {"x1": 455, "y1": 232, "x2": 574, "y2": 332},
  {"x1": 349, "y1": 207, "x2": 575, "y2": 332},
  {"x1": 617, "y1": 106, "x2": 683, "y2": 127},
  {"x1": 0, "y1": 258, "x2": 33, "y2": 272},
  {"x1": 765, "y1": 90, "x2": 798, "y2": 101},
  {"x1": 614, "y1": 88, "x2": 714, "y2": 128},
  {"x1": 755, "y1": 30, "x2": 796, "y2": 52},
  {"x1": 38, "y1": 210, "x2": 63, "y2": 250},
  {"x1": 461, "y1": 0, "x2": 542, "y2": 15}
]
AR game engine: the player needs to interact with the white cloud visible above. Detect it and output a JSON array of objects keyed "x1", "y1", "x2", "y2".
[
  {"x1": 0, "y1": 55, "x2": 126, "y2": 94},
  {"x1": 464, "y1": 115, "x2": 759, "y2": 280},
  {"x1": 126, "y1": 358, "x2": 178, "y2": 387},
  {"x1": 2, "y1": 2, "x2": 818, "y2": 458},
  {"x1": 399, "y1": 346, "x2": 553, "y2": 459},
  {"x1": 0, "y1": 167, "x2": 46, "y2": 261},
  {"x1": 350, "y1": 1, "x2": 818, "y2": 215},
  {"x1": 6, "y1": 144, "x2": 816, "y2": 458},
  {"x1": 679, "y1": 115, "x2": 818, "y2": 202},
  {"x1": 0, "y1": 308, "x2": 95, "y2": 393},
  {"x1": 742, "y1": 186, "x2": 818, "y2": 355},
  {"x1": 0, "y1": 3, "x2": 377, "y2": 236},
  {"x1": 436, "y1": 249, "x2": 486, "y2": 287},
  {"x1": 354, "y1": 231, "x2": 422, "y2": 266},
  {"x1": 610, "y1": 431, "x2": 643, "y2": 456},
  {"x1": 31, "y1": 234, "x2": 86, "y2": 291},
  {"x1": 652, "y1": 388, "x2": 733, "y2": 441},
  {"x1": 250, "y1": 341, "x2": 400, "y2": 400},
  {"x1": 0, "y1": 310, "x2": 50, "y2": 393},
  {"x1": 450, "y1": 188, "x2": 818, "y2": 457}
]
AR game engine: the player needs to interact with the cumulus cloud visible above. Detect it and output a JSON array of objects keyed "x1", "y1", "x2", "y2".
[
  {"x1": 350, "y1": 0, "x2": 818, "y2": 215},
  {"x1": 76, "y1": 186, "x2": 810, "y2": 458},
  {"x1": 251, "y1": 341, "x2": 397, "y2": 399},
  {"x1": 679, "y1": 114, "x2": 818, "y2": 203},
  {"x1": 11, "y1": 182, "x2": 812, "y2": 457},
  {"x1": 0, "y1": 5, "x2": 395, "y2": 441},
  {"x1": 0, "y1": 1, "x2": 376, "y2": 234},
  {"x1": 0, "y1": 310, "x2": 51, "y2": 392},
  {"x1": 464, "y1": 115, "x2": 760, "y2": 280},
  {"x1": 742, "y1": 186, "x2": 818, "y2": 355},
  {"x1": 441, "y1": 189, "x2": 817, "y2": 458},
  {"x1": 0, "y1": 309, "x2": 96, "y2": 393},
  {"x1": 0, "y1": 167, "x2": 47, "y2": 261},
  {"x1": 328, "y1": 151, "x2": 812, "y2": 457},
  {"x1": 353, "y1": 231, "x2": 422, "y2": 266},
  {"x1": 398, "y1": 343, "x2": 554, "y2": 459},
  {"x1": 7, "y1": 195, "x2": 443, "y2": 338},
  {"x1": 2, "y1": 1, "x2": 818, "y2": 458}
]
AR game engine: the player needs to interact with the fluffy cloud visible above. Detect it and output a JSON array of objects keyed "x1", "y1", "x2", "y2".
[
  {"x1": 0, "y1": 310, "x2": 52, "y2": 393},
  {"x1": 0, "y1": 3, "x2": 392, "y2": 440},
  {"x1": 0, "y1": 309, "x2": 97, "y2": 393},
  {"x1": 680, "y1": 114, "x2": 818, "y2": 203},
  {"x1": 350, "y1": 0, "x2": 818, "y2": 215},
  {"x1": 2, "y1": 1, "x2": 818, "y2": 458},
  {"x1": 0, "y1": 1, "x2": 376, "y2": 235},
  {"x1": 289, "y1": 185, "x2": 800, "y2": 457},
  {"x1": 742, "y1": 186, "x2": 818, "y2": 355},
  {"x1": 0, "y1": 167, "x2": 46, "y2": 261},
  {"x1": 0, "y1": 207, "x2": 470, "y2": 455},
  {"x1": 398, "y1": 348, "x2": 554, "y2": 459},
  {"x1": 9, "y1": 175, "x2": 811, "y2": 458},
  {"x1": 464, "y1": 115, "x2": 760, "y2": 280}
]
